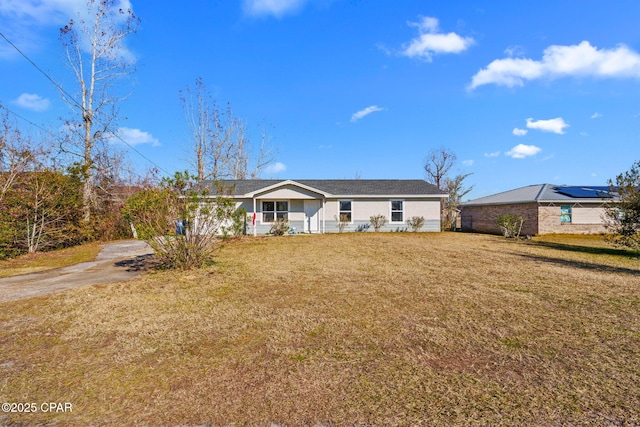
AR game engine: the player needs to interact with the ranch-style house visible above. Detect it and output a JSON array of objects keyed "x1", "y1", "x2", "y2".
[{"x1": 203, "y1": 179, "x2": 448, "y2": 235}]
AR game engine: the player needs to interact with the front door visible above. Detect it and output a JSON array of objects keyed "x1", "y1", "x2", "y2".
[{"x1": 304, "y1": 200, "x2": 321, "y2": 233}]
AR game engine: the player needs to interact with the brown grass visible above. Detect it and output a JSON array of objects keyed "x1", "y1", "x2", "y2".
[
  {"x1": 0, "y1": 233, "x2": 639, "y2": 426},
  {"x1": 0, "y1": 243, "x2": 103, "y2": 278}
]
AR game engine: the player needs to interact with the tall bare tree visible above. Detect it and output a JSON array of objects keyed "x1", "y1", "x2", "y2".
[
  {"x1": 180, "y1": 78, "x2": 274, "y2": 181},
  {"x1": 0, "y1": 106, "x2": 44, "y2": 202},
  {"x1": 424, "y1": 146, "x2": 457, "y2": 190},
  {"x1": 423, "y1": 147, "x2": 474, "y2": 230},
  {"x1": 59, "y1": 0, "x2": 140, "y2": 222},
  {"x1": 443, "y1": 173, "x2": 474, "y2": 230}
]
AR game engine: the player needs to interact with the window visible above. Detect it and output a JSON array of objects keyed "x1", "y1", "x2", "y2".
[
  {"x1": 390, "y1": 200, "x2": 403, "y2": 222},
  {"x1": 339, "y1": 200, "x2": 352, "y2": 222},
  {"x1": 262, "y1": 201, "x2": 288, "y2": 223},
  {"x1": 560, "y1": 205, "x2": 572, "y2": 223}
]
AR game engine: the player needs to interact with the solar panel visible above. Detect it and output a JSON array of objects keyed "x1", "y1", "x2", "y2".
[{"x1": 554, "y1": 186, "x2": 613, "y2": 198}]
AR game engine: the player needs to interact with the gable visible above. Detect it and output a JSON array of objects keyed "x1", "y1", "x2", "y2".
[{"x1": 254, "y1": 184, "x2": 323, "y2": 200}]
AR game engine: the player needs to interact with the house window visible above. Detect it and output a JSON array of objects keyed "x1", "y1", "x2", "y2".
[
  {"x1": 560, "y1": 205, "x2": 572, "y2": 223},
  {"x1": 339, "y1": 200, "x2": 352, "y2": 222},
  {"x1": 262, "y1": 201, "x2": 288, "y2": 223},
  {"x1": 390, "y1": 200, "x2": 404, "y2": 222}
]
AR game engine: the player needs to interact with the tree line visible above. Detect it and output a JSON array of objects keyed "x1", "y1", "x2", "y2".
[
  {"x1": 0, "y1": 0, "x2": 274, "y2": 260},
  {"x1": 1, "y1": 0, "x2": 638, "y2": 265}
]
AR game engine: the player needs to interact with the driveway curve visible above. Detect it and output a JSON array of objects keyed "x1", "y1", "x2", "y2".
[{"x1": 0, "y1": 240, "x2": 154, "y2": 303}]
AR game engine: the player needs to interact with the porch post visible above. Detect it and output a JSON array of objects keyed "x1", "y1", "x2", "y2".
[
  {"x1": 322, "y1": 197, "x2": 326, "y2": 234},
  {"x1": 253, "y1": 197, "x2": 257, "y2": 237}
]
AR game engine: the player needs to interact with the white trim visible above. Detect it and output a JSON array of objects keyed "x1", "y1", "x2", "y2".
[
  {"x1": 246, "y1": 180, "x2": 329, "y2": 198},
  {"x1": 389, "y1": 199, "x2": 405, "y2": 223},
  {"x1": 253, "y1": 198, "x2": 257, "y2": 236},
  {"x1": 330, "y1": 194, "x2": 448, "y2": 199},
  {"x1": 260, "y1": 200, "x2": 289, "y2": 224},
  {"x1": 338, "y1": 199, "x2": 354, "y2": 223},
  {"x1": 322, "y1": 198, "x2": 325, "y2": 233}
]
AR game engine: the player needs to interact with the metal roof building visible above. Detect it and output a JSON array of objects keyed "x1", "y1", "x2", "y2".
[{"x1": 460, "y1": 184, "x2": 615, "y2": 235}]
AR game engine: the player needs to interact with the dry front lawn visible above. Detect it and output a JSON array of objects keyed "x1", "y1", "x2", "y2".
[{"x1": 0, "y1": 233, "x2": 639, "y2": 426}]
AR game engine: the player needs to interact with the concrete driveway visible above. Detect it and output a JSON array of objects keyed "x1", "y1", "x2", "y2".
[{"x1": 0, "y1": 240, "x2": 154, "y2": 303}]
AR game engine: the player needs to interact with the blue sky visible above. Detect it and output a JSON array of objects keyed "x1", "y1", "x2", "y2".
[{"x1": 1, "y1": 0, "x2": 640, "y2": 199}]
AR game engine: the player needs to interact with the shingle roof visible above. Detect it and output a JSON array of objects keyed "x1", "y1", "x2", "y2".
[
  {"x1": 203, "y1": 179, "x2": 446, "y2": 197},
  {"x1": 462, "y1": 184, "x2": 616, "y2": 206}
]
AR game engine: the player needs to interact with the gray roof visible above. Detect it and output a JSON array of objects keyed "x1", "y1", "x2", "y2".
[
  {"x1": 462, "y1": 184, "x2": 616, "y2": 206},
  {"x1": 203, "y1": 179, "x2": 446, "y2": 197}
]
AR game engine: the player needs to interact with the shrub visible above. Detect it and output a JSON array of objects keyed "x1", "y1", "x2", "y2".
[
  {"x1": 123, "y1": 172, "x2": 241, "y2": 269},
  {"x1": 497, "y1": 214, "x2": 525, "y2": 238},
  {"x1": 370, "y1": 214, "x2": 387, "y2": 232},
  {"x1": 407, "y1": 216, "x2": 425, "y2": 232},
  {"x1": 270, "y1": 218, "x2": 290, "y2": 236},
  {"x1": 335, "y1": 214, "x2": 350, "y2": 233}
]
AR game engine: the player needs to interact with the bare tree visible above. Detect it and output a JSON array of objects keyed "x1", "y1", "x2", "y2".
[
  {"x1": 424, "y1": 146, "x2": 457, "y2": 190},
  {"x1": 442, "y1": 173, "x2": 474, "y2": 230},
  {"x1": 180, "y1": 78, "x2": 274, "y2": 181},
  {"x1": 59, "y1": 0, "x2": 140, "y2": 222},
  {"x1": 0, "y1": 107, "x2": 45, "y2": 202}
]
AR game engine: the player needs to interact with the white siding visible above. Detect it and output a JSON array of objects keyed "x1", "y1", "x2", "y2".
[{"x1": 325, "y1": 198, "x2": 440, "y2": 223}]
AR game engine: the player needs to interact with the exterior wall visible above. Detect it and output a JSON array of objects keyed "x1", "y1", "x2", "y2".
[
  {"x1": 325, "y1": 198, "x2": 441, "y2": 233},
  {"x1": 538, "y1": 204, "x2": 607, "y2": 234},
  {"x1": 460, "y1": 203, "x2": 539, "y2": 235},
  {"x1": 237, "y1": 196, "x2": 442, "y2": 234},
  {"x1": 461, "y1": 202, "x2": 609, "y2": 235}
]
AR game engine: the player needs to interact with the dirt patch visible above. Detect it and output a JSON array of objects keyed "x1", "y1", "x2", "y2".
[{"x1": 0, "y1": 240, "x2": 154, "y2": 302}]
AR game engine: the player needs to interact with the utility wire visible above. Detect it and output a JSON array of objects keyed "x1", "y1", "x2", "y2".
[
  {"x1": 0, "y1": 31, "x2": 172, "y2": 176},
  {"x1": 0, "y1": 31, "x2": 82, "y2": 109}
]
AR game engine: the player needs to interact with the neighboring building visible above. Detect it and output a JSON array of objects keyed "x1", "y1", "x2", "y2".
[
  {"x1": 203, "y1": 179, "x2": 447, "y2": 235},
  {"x1": 460, "y1": 184, "x2": 616, "y2": 235}
]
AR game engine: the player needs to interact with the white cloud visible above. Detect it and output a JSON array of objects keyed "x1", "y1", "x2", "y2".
[
  {"x1": 506, "y1": 144, "x2": 541, "y2": 159},
  {"x1": 401, "y1": 16, "x2": 474, "y2": 61},
  {"x1": 469, "y1": 41, "x2": 640, "y2": 89},
  {"x1": 526, "y1": 117, "x2": 569, "y2": 134},
  {"x1": 242, "y1": 0, "x2": 307, "y2": 17},
  {"x1": 590, "y1": 112, "x2": 602, "y2": 119},
  {"x1": 462, "y1": 159, "x2": 474, "y2": 166},
  {"x1": 265, "y1": 162, "x2": 287, "y2": 174},
  {"x1": 512, "y1": 128, "x2": 528, "y2": 136},
  {"x1": 109, "y1": 127, "x2": 160, "y2": 146},
  {"x1": 0, "y1": 0, "x2": 136, "y2": 60},
  {"x1": 14, "y1": 93, "x2": 50, "y2": 112},
  {"x1": 484, "y1": 151, "x2": 500, "y2": 158},
  {"x1": 350, "y1": 105, "x2": 383, "y2": 122},
  {"x1": 0, "y1": 0, "x2": 86, "y2": 24},
  {"x1": 504, "y1": 45, "x2": 525, "y2": 58}
]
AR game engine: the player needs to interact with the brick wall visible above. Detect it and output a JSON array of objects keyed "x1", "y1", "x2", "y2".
[
  {"x1": 461, "y1": 203, "x2": 608, "y2": 235},
  {"x1": 538, "y1": 205, "x2": 607, "y2": 234},
  {"x1": 461, "y1": 203, "x2": 539, "y2": 235}
]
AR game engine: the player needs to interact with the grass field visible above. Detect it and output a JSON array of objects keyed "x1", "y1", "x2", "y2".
[{"x1": 0, "y1": 233, "x2": 639, "y2": 426}]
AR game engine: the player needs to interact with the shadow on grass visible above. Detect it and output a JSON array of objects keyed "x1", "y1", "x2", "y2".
[
  {"x1": 114, "y1": 254, "x2": 158, "y2": 272},
  {"x1": 528, "y1": 240, "x2": 639, "y2": 258},
  {"x1": 518, "y1": 253, "x2": 640, "y2": 276}
]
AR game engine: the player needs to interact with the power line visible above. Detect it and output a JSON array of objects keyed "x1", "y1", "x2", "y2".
[
  {"x1": 0, "y1": 31, "x2": 171, "y2": 176},
  {"x1": 0, "y1": 31, "x2": 82, "y2": 110}
]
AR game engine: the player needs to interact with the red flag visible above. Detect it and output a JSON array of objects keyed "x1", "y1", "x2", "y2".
[{"x1": 252, "y1": 212, "x2": 257, "y2": 226}]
